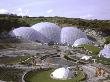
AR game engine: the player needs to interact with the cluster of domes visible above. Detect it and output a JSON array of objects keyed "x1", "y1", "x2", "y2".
[{"x1": 10, "y1": 22, "x2": 92, "y2": 46}]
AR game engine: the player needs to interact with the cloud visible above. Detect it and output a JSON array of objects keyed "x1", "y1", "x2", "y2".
[
  {"x1": 79, "y1": 14, "x2": 93, "y2": 19},
  {"x1": 0, "y1": 9, "x2": 9, "y2": 14},
  {"x1": 46, "y1": 9, "x2": 53, "y2": 13},
  {"x1": 18, "y1": 8, "x2": 23, "y2": 16}
]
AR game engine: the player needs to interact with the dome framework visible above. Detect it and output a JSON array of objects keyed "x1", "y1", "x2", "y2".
[
  {"x1": 31, "y1": 22, "x2": 61, "y2": 43},
  {"x1": 61, "y1": 27, "x2": 87, "y2": 45},
  {"x1": 10, "y1": 27, "x2": 40, "y2": 41}
]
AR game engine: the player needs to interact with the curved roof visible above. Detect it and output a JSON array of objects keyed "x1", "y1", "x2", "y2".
[
  {"x1": 51, "y1": 67, "x2": 74, "y2": 80},
  {"x1": 81, "y1": 56, "x2": 92, "y2": 60},
  {"x1": 99, "y1": 48, "x2": 110, "y2": 58},
  {"x1": 73, "y1": 38, "x2": 93, "y2": 47},
  {"x1": 104, "y1": 44, "x2": 110, "y2": 49},
  {"x1": 99, "y1": 43, "x2": 110, "y2": 58},
  {"x1": 60, "y1": 27, "x2": 87, "y2": 45},
  {"x1": 31, "y1": 22, "x2": 61, "y2": 43},
  {"x1": 10, "y1": 27, "x2": 40, "y2": 41}
]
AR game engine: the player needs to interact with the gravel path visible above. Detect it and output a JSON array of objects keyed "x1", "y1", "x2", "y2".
[{"x1": 81, "y1": 64, "x2": 106, "y2": 82}]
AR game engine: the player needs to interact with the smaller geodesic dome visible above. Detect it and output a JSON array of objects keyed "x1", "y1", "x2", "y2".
[
  {"x1": 73, "y1": 38, "x2": 93, "y2": 47},
  {"x1": 31, "y1": 22, "x2": 61, "y2": 43},
  {"x1": 50, "y1": 67, "x2": 74, "y2": 80},
  {"x1": 104, "y1": 44, "x2": 110, "y2": 49},
  {"x1": 99, "y1": 48, "x2": 110, "y2": 58},
  {"x1": 60, "y1": 27, "x2": 87, "y2": 45},
  {"x1": 10, "y1": 27, "x2": 40, "y2": 42}
]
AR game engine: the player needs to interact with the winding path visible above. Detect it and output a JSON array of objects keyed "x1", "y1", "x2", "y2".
[{"x1": 81, "y1": 64, "x2": 106, "y2": 82}]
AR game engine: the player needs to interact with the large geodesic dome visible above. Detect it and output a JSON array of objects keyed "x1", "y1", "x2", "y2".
[
  {"x1": 73, "y1": 38, "x2": 93, "y2": 47},
  {"x1": 61, "y1": 27, "x2": 87, "y2": 45},
  {"x1": 31, "y1": 22, "x2": 61, "y2": 43},
  {"x1": 10, "y1": 27, "x2": 40, "y2": 41}
]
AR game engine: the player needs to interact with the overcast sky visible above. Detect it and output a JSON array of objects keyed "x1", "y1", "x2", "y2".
[{"x1": 0, "y1": 0, "x2": 110, "y2": 20}]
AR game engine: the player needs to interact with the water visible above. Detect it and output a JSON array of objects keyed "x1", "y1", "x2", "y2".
[{"x1": 52, "y1": 57, "x2": 73, "y2": 66}]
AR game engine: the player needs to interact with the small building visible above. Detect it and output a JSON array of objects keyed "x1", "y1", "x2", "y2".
[
  {"x1": 81, "y1": 56, "x2": 92, "y2": 60},
  {"x1": 50, "y1": 67, "x2": 74, "y2": 80}
]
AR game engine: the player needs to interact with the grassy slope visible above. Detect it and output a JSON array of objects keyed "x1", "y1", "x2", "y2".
[
  {"x1": 82, "y1": 44, "x2": 101, "y2": 55},
  {"x1": 25, "y1": 69, "x2": 85, "y2": 82},
  {"x1": 105, "y1": 36, "x2": 110, "y2": 44},
  {"x1": 82, "y1": 44, "x2": 110, "y2": 65},
  {"x1": 0, "y1": 55, "x2": 33, "y2": 64}
]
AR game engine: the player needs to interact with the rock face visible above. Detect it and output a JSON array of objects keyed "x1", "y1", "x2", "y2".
[{"x1": 84, "y1": 29, "x2": 106, "y2": 47}]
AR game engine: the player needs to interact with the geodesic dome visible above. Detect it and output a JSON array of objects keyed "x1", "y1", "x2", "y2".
[
  {"x1": 61, "y1": 27, "x2": 87, "y2": 45},
  {"x1": 99, "y1": 48, "x2": 110, "y2": 58},
  {"x1": 50, "y1": 67, "x2": 74, "y2": 80},
  {"x1": 73, "y1": 38, "x2": 93, "y2": 47},
  {"x1": 10, "y1": 27, "x2": 40, "y2": 41},
  {"x1": 104, "y1": 44, "x2": 110, "y2": 49},
  {"x1": 31, "y1": 22, "x2": 61, "y2": 43}
]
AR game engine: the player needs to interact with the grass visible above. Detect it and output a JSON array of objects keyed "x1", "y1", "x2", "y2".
[
  {"x1": 94, "y1": 56, "x2": 110, "y2": 65},
  {"x1": 81, "y1": 44, "x2": 110, "y2": 65},
  {"x1": 105, "y1": 36, "x2": 110, "y2": 44},
  {"x1": 0, "y1": 55, "x2": 33, "y2": 64},
  {"x1": 0, "y1": 67, "x2": 23, "y2": 82},
  {"x1": 81, "y1": 44, "x2": 101, "y2": 55},
  {"x1": 24, "y1": 69, "x2": 85, "y2": 82}
]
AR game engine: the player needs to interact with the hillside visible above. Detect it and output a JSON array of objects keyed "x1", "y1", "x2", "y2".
[{"x1": 0, "y1": 14, "x2": 110, "y2": 35}]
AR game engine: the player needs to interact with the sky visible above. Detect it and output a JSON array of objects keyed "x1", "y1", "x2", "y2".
[{"x1": 0, "y1": 0, "x2": 110, "y2": 20}]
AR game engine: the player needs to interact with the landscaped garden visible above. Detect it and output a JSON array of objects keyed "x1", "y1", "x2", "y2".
[
  {"x1": 24, "y1": 69, "x2": 86, "y2": 82},
  {"x1": 0, "y1": 55, "x2": 33, "y2": 64},
  {"x1": 0, "y1": 67, "x2": 24, "y2": 82}
]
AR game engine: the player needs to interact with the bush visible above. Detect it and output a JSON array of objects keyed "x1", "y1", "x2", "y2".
[{"x1": 105, "y1": 36, "x2": 110, "y2": 44}]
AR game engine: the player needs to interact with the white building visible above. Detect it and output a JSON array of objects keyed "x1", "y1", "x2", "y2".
[
  {"x1": 81, "y1": 56, "x2": 92, "y2": 60},
  {"x1": 50, "y1": 67, "x2": 74, "y2": 80}
]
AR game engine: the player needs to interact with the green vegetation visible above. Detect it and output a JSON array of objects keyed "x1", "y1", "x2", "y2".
[
  {"x1": 105, "y1": 36, "x2": 110, "y2": 44},
  {"x1": 64, "y1": 55, "x2": 77, "y2": 62},
  {"x1": 0, "y1": 67, "x2": 23, "y2": 82},
  {"x1": 0, "y1": 14, "x2": 110, "y2": 35},
  {"x1": 96, "y1": 57, "x2": 110, "y2": 65},
  {"x1": 0, "y1": 43, "x2": 12, "y2": 49},
  {"x1": 24, "y1": 69, "x2": 85, "y2": 82},
  {"x1": 81, "y1": 44, "x2": 110, "y2": 65},
  {"x1": 0, "y1": 14, "x2": 29, "y2": 33},
  {"x1": 0, "y1": 55, "x2": 33, "y2": 64},
  {"x1": 82, "y1": 44, "x2": 101, "y2": 55}
]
